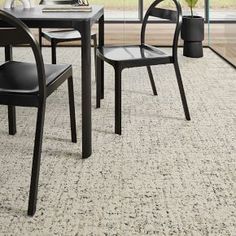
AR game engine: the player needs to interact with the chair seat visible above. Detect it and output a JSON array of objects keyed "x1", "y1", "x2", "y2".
[
  {"x1": 0, "y1": 61, "x2": 71, "y2": 94},
  {"x1": 42, "y1": 29, "x2": 96, "y2": 41},
  {"x1": 97, "y1": 44, "x2": 172, "y2": 67}
]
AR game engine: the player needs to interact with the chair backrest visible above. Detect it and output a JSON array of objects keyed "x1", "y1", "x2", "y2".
[
  {"x1": 39, "y1": 0, "x2": 75, "y2": 5},
  {"x1": 0, "y1": 10, "x2": 46, "y2": 99},
  {"x1": 141, "y1": 0, "x2": 182, "y2": 59}
]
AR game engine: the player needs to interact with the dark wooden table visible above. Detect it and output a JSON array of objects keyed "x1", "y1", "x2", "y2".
[{"x1": 0, "y1": 5, "x2": 104, "y2": 158}]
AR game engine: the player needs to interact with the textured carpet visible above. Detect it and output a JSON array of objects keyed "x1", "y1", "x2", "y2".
[{"x1": 0, "y1": 47, "x2": 235, "y2": 235}]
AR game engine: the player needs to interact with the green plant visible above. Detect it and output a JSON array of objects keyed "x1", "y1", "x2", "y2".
[{"x1": 184, "y1": 0, "x2": 198, "y2": 17}]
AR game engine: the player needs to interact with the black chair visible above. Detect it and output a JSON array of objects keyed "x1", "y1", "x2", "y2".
[
  {"x1": 96, "y1": 0, "x2": 191, "y2": 135},
  {"x1": 0, "y1": 10, "x2": 77, "y2": 216},
  {"x1": 39, "y1": 0, "x2": 97, "y2": 65}
]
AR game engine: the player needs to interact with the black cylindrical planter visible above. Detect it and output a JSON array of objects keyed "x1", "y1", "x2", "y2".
[{"x1": 181, "y1": 16, "x2": 204, "y2": 58}]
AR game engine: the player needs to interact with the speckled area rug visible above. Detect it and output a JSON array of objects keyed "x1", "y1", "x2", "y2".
[{"x1": 0, "y1": 47, "x2": 235, "y2": 236}]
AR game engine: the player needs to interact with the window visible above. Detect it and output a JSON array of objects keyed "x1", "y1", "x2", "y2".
[
  {"x1": 90, "y1": 0, "x2": 140, "y2": 20},
  {"x1": 209, "y1": 0, "x2": 236, "y2": 21}
]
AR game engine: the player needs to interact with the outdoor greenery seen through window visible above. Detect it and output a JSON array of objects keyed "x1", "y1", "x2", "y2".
[
  {"x1": 89, "y1": 0, "x2": 236, "y2": 9},
  {"x1": 0, "y1": 0, "x2": 235, "y2": 8},
  {"x1": 0, "y1": 0, "x2": 235, "y2": 19}
]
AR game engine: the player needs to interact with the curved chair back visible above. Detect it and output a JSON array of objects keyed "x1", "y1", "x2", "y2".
[
  {"x1": 0, "y1": 10, "x2": 46, "y2": 99},
  {"x1": 141, "y1": 0, "x2": 182, "y2": 60}
]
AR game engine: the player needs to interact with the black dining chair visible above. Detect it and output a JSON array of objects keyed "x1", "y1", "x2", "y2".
[
  {"x1": 39, "y1": 0, "x2": 97, "y2": 65},
  {"x1": 96, "y1": 0, "x2": 191, "y2": 135},
  {"x1": 0, "y1": 10, "x2": 77, "y2": 216}
]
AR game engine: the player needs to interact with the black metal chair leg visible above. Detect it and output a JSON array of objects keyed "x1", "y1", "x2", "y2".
[
  {"x1": 101, "y1": 65, "x2": 104, "y2": 100},
  {"x1": 5, "y1": 45, "x2": 12, "y2": 62},
  {"x1": 96, "y1": 57, "x2": 101, "y2": 108},
  {"x1": 51, "y1": 39, "x2": 57, "y2": 64},
  {"x1": 28, "y1": 103, "x2": 46, "y2": 216},
  {"x1": 39, "y1": 28, "x2": 42, "y2": 51},
  {"x1": 5, "y1": 45, "x2": 17, "y2": 135},
  {"x1": 146, "y1": 66, "x2": 158, "y2": 96},
  {"x1": 115, "y1": 68, "x2": 122, "y2": 135},
  {"x1": 68, "y1": 77, "x2": 77, "y2": 143},
  {"x1": 92, "y1": 34, "x2": 97, "y2": 81},
  {"x1": 174, "y1": 62, "x2": 191, "y2": 120},
  {"x1": 8, "y1": 105, "x2": 16, "y2": 135}
]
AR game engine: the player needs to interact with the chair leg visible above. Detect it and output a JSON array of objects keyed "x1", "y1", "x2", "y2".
[
  {"x1": 146, "y1": 66, "x2": 158, "y2": 96},
  {"x1": 51, "y1": 40, "x2": 57, "y2": 64},
  {"x1": 39, "y1": 28, "x2": 42, "y2": 51},
  {"x1": 5, "y1": 46, "x2": 17, "y2": 135},
  {"x1": 101, "y1": 64, "x2": 104, "y2": 100},
  {"x1": 8, "y1": 105, "x2": 16, "y2": 135},
  {"x1": 115, "y1": 68, "x2": 122, "y2": 135},
  {"x1": 68, "y1": 77, "x2": 77, "y2": 143},
  {"x1": 96, "y1": 57, "x2": 102, "y2": 108},
  {"x1": 28, "y1": 103, "x2": 46, "y2": 216},
  {"x1": 173, "y1": 62, "x2": 191, "y2": 120},
  {"x1": 92, "y1": 34, "x2": 97, "y2": 81}
]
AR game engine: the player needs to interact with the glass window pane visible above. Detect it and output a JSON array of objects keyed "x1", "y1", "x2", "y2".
[
  {"x1": 144, "y1": 0, "x2": 205, "y2": 18},
  {"x1": 209, "y1": 0, "x2": 236, "y2": 21},
  {"x1": 209, "y1": 0, "x2": 236, "y2": 65},
  {"x1": 90, "y1": 0, "x2": 139, "y2": 20}
]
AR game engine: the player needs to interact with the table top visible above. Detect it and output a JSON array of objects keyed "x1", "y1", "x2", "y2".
[{"x1": 1, "y1": 5, "x2": 103, "y2": 22}]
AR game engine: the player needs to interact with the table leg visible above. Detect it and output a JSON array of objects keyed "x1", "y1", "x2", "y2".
[
  {"x1": 5, "y1": 45, "x2": 16, "y2": 135},
  {"x1": 80, "y1": 21, "x2": 92, "y2": 158},
  {"x1": 98, "y1": 15, "x2": 104, "y2": 99}
]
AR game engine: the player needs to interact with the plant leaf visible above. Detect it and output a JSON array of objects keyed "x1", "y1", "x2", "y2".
[{"x1": 184, "y1": 0, "x2": 198, "y2": 8}]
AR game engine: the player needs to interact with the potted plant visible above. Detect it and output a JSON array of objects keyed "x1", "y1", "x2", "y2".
[{"x1": 181, "y1": 0, "x2": 204, "y2": 58}]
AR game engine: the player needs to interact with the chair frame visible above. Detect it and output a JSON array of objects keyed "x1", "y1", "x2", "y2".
[
  {"x1": 96, "y1": 0, "x2": 191, "y2": 135},
  {"x1": 0, "y1": 10, "x2": 77, "y2": 216},
  {"x1": 38, "y1": 0, "x2": 97, "y2": 65}
]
